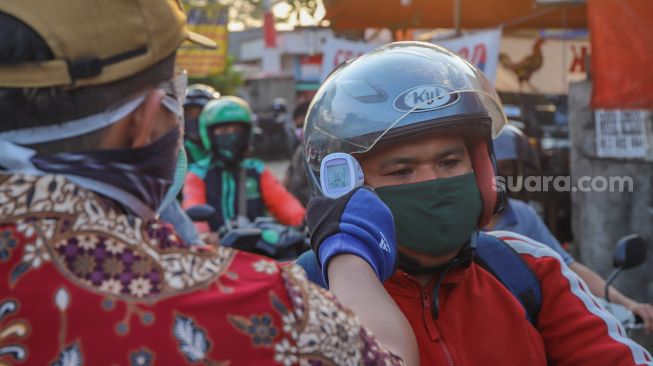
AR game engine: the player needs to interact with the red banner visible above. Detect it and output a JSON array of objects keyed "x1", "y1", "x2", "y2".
[
  {"x1": 263, "y1": 11, "x2": 277, "y2": 48},
  {"x1": 589, "y1": 0, "x2": 653, "y2": 109}
]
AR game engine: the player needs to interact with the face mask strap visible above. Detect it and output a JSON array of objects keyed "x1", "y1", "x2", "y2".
[
  {"x1": 0, "y1": 70, "x2": 188, "y2": 147},
  {"x1": 161, "y1": 94, "x2": 183, "y2": 119},
  {"x1": 156, "y1": 147, "x2": 188, "y2": 214},
  {"x1": 0, "y1": 95, "x2": 146, "y2": 145},
  {"x1": 159, "y1": 70, "x2": 187, "y2": 122}
]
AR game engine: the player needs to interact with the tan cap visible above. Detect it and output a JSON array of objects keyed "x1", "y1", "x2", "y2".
[{"x1": 0, "y1": 0, "x2": 216, "y2": 88}]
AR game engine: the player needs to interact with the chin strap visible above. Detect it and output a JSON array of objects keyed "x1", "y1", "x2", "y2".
[
  {"x1": 429, "y1": 246, "x2": 473, "y2": 319},
  {"x1": 396, "y1": 251, "x2": 447, "y2": 275}
]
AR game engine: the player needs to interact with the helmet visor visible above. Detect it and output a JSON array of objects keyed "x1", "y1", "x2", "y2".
[
  {"x1": 304, "y1": 89, "x2": 506, "y2": 160},
  {"x1": 304, "y1": 42, "x2": 506, "y2": 159}
]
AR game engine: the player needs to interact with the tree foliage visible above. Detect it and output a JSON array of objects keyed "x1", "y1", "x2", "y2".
[
  {"x1": 188, "y1": 55, "x2": 244, "y2": 96},
  {"x1": 188, "y1": 0, "x2": 323, "y2": 29},
  {"x1": 277, "y1": 0, "x2": 323, "y2": 25}
]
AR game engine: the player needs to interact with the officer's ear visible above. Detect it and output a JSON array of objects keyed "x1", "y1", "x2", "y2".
[
  {"x1": 129, "y1": 89, "x2": 165, "y2": 149},
  {"x1": 95, "y1": 91, "x2": 164, "y2": 151}
]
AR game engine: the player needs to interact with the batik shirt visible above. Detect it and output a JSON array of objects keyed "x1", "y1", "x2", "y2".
[{"x1": 0, "y1": 173, "x2": 401, "y2": 366}]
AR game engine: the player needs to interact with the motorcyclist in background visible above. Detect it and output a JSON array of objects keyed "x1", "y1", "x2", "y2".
[
  {"x1": 283, "y1": 100, "x2": 311, "y2": 206},
  {"x1": 183, "y1": 84, "x2": 220, "y2": 163},
  {"x1": 297, "y1": 41, "x2": 652, "y2": 365},
  {"x1": 182, "y1": 96, "x2": 305, "y2": 232},
  {"x1": 487, "y1": 124, "x2": 653, "y2": 332},
  {"x1": 157, "y1": 84, "x2": 220, "y2": 245}
]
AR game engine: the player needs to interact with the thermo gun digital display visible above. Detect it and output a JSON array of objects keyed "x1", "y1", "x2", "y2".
[{"x1": 319, "y1": 153, "x2": 365, "y2": 198}]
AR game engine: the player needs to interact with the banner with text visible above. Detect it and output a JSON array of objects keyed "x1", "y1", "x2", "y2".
[
  {"x1": 434, "y1": 28, "x2": 502, "y2": 85},
  {"x1": 177, "y1": 3, "x2": 228, "y2": 77},
  {"x1": 496, "y1": 35, "x2": 590, "y2": 95},
  {"x1": 320, "y1": 37, "x2": 380, "y2": 81},
  {"x1": 595, "y1": 109, "x2": 650, "y2": 159}
]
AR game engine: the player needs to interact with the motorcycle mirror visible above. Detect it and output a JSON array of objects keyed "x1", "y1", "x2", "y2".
[
  {"x1": 613, "y1": 234, "x2": 647, "y2": 270},
  {"x1": 186, "y1": 204, "x2": 216, "y2": 222},
  {"x1": 605, "y1": 234, "x2": 647, "y2": 302},
  {"x1": 252, "y1": 126, "x2": 263, "y2": 136}
]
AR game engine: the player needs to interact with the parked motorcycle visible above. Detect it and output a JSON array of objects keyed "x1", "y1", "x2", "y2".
[
  {"x1": 599, "y1": 234, "x2": 647, "y2": 334},
  {"x1": 186, "y1": 204, "x2": 309, "y2": 261}
]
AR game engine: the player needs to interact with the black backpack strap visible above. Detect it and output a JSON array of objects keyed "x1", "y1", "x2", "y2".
[
  {"x1": 474, "y1": 233, "x2": 542, "y2": 326},
  {"x1": 237, "y1": 167, "x2": 248, "y2": 219}
]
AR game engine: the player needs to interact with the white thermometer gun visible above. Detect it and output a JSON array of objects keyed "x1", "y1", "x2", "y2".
[{"x1": 319, "y1": 153, "x2": 365, "y2": 198}]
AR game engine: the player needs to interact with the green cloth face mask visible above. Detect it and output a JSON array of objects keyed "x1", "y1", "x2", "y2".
[
  {"x1": 211, "y1": 132, "x2": 248, "y2": 166},
  {"x1": 376, "y1": 173, "x2": 483, "y2": 257}
]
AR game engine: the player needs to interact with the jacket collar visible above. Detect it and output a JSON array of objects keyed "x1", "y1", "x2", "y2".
[{"x1": 384, "y1": 264, "x2": 472, "y2": 298}]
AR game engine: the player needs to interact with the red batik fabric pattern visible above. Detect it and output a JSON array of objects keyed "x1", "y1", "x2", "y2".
[{"x1": 0, "y1": 173, "x2": 401, "y2": 366}]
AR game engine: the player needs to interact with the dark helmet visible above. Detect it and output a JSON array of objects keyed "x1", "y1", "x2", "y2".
[
  {"x1": 183, "y1": 84, "x2": 220, "y2": 163},
  {"x1": 184, "y1": 84, "x2": 221, "y2": 108},
  {"x1": 493, "y1": 124, "x2": 539, "y2": 169},
  {"x1": 272, "y1": 97, "x2": 287, "y2": 113},
  {"x1": 303, "y1": 41, "x2": 508, "y2": 226}
]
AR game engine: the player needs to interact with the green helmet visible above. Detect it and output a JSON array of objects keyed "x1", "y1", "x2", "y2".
[{"x1": 199, "y1": 96, "x2": 253, "y2": 151}]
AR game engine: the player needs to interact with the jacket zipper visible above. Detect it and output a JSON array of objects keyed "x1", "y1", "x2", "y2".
[
  {"x1": 420, "y1": 285, "x2": 455, "y2": 365},
  {"x1": 420, "y1": 288, "x2": 438, "y2": 341},
  {"x1": 438, "y1": 339, "x2": 455, "y2": 366}
]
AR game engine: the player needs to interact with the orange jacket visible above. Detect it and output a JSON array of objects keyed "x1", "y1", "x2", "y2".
[{"x1": 183, "y1": 162, "x2": 305, "y2": 232}]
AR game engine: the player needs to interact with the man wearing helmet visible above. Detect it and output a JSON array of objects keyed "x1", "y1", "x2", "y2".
[
  {"x1": 489, "y1": 125, "x2": 653, "y2": 332},
  {"x1": 488, "y1": 124, "x2": 568, "y2": 255},
  {"x1": 183, "y1": 84, "x2": 221, "y2": 163},
  {"x1": 155, "y1": 84, "x2": 220, "y2": 246},
  {"x1": 182, "y1": 96, "x2": 306, "y2": 232},
  {"x1": 299, "y1": 42, "x2": 651, "y2": 365}
]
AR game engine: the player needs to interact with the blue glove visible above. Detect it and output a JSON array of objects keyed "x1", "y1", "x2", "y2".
[{"x1": 306, "y1": 186, "x2": 397, "y2": 285}]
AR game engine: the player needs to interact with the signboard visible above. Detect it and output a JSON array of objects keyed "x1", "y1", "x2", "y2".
[
  {"x1": 434, "y1": 28, "x2": 502, "y2": 84},
  {"x1": 297, "y1": 55, "x2": 323, "y2": 82},
  {"x1": 496, "y1": 36, "x2": 590, "y2": 95},
  {"x1": 595, "y1": 109, "x2": 650, "y2": 158},
  {"x1": 177, "y1": 3, "x2": 228, "y2": 77},
  {"x1": 320, "y1": 37, "x2": 380, "y2": 81}
]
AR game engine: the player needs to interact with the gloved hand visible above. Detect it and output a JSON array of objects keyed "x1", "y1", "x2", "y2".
[{"x1": 306, "y1": 186, "x2": 397, "y2": 285}]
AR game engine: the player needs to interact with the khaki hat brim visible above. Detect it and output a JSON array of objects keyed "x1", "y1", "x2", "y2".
[{"x1": 187, "y1": 31, "x2": 217, "y2": 49}]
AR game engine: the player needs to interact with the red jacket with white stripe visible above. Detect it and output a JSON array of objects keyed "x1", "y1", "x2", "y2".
[{"x1": 383, "y1": 230, "x2": 652, "y2": 366}]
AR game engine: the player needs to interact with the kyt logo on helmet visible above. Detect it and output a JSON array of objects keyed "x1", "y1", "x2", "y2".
[{"x1": 392, "y1": 84, "x2": 460, "y2": 112}]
